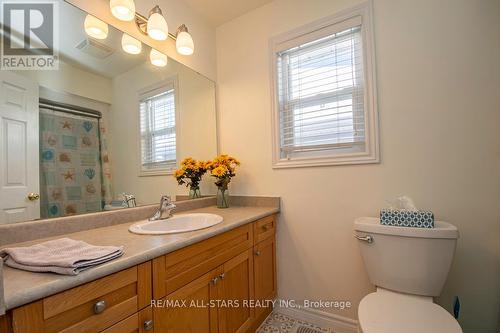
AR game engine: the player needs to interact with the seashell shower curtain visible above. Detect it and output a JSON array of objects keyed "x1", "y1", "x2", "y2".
[{"x1": 39, "y1": 108, "x2": 112, "y2": 218}]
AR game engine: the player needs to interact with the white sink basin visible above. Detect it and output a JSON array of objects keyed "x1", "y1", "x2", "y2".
[{"x1": 129, "y1": 213, "x2": 223, "y2": 235}]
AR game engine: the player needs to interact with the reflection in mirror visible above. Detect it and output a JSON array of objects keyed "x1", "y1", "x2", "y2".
[{"x1": 0, "y1": 0, "x2": 217, "y2": 224}]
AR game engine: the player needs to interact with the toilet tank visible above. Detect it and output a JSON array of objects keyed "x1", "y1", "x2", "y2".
[{"x1": 354, "y1": 217, "x2": 459, "y2": 297}]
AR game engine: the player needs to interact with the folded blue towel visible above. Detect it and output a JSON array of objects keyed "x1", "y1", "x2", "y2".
[{"x1": 380, "y1": 209, "x2": 434, "y2": 228}]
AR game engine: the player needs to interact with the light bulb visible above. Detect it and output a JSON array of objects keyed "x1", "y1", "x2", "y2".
[
  {"x1": 84, "y1": 14, "x2": 108, "y2": 39},
  {"x1": 150, "y1": 49, "x2": 167, "y2": 67},
  {"x1": 110, "y1": 0, "x2": 135, "y2": 21},
  {"x1": 176, "y1": 31, "x2": 194, "y2": 55},
  {"x1": 121, "y1": 33, "x2": 142, "y2": 54},
  {"x1": 147, "y1": 10, "x2": 168, "y2": 41}
]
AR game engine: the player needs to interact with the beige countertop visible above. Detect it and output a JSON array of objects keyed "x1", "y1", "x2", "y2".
[{"x1": 2, "y1": 204, "x2": 279, "y2": 310}]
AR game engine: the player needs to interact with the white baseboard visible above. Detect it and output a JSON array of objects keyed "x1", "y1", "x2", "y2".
[{"x1": 275, "y1": 301, "x2": 359, "y2": 333}]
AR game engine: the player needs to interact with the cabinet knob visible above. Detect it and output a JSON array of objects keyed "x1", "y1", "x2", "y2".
[
  {"x1": 211, "y1": 277, "x2": 219, "y2": 285},
  {"x1": 255, "y1": 250, "x2": 261, "y2": 256},
  {"x1": 143, "y1": 319, "x2": 154, "y2": 331},
  {"x1": 27, "y1": 193, "x2": 40, "y2": 201},
  {"x1": 93, "y1": 300, "x2": 107, "y2": 314},
  {"x1": 262, "y1": 224, "x2": 270, "y2": 231},
  {"x1": 219, "y1": 273, "x2": 225, "y2": 280}
]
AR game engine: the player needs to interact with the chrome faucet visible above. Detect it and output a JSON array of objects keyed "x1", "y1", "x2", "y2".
[{"x1": 149, "y1": 195, "x2": 176, "y2": 221}]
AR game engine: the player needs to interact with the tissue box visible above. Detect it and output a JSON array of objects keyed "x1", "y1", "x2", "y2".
[{"x1": 380, "y1": 209, "x2": 434, "y2": 228}]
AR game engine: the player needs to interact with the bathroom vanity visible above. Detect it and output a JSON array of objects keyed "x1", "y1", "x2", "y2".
[{"x1": 0, "y1": 197, "x2": 279, "y2": 332}]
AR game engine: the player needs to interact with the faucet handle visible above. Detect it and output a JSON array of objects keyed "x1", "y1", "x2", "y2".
[
  {"x1": 160, "y1": 196, "x2": 176, "y2": 210},
  {"x1": 160, "y1": 195, "x2": 172, "y2": 203}
]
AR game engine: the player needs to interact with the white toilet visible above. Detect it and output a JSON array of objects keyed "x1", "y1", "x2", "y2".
[{"x1": 354, "y1": 217, "x2": 463, "y2": 333}]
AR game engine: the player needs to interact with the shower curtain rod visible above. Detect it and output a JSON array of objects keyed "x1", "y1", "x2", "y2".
[{"x1": 39, "y1": 98, "x2": 102, "y2": 119}]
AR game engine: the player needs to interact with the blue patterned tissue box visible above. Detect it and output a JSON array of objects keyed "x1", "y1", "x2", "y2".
[{"x1": 380, "y1": 209, "x2": 434, "y2": 228}]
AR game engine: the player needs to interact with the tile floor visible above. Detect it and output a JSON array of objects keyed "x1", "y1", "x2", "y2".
[{"x1": 256, "y1": 311, "x2": 333, "y2": 333}]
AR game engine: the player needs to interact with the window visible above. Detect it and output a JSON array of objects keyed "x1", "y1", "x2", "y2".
[
  {"x1": 139, "y1": 80, "x2": 178, "y2": 175},
  {"x1": 271, "y1": 3, "x2": 379, "y2": 168}
]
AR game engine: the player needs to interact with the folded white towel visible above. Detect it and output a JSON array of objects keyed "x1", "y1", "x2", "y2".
[{"x1": 0, "y1": 238, "x2": 124, "y2": 276}]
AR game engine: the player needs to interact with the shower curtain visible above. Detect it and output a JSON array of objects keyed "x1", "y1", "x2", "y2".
[
  {"x1": 39, "y1": 109, "x2": 104, "y2": 218},
  {"x1": 99, "y1": 120, "x2": 113, "y2": 207}
]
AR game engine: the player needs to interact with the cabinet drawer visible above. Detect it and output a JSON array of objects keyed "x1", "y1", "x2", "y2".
[
  {"x1": 101, "y1": 307, "x2": 153, "y2": 333},
  {"x1": 12, "y1": 262, "x2": 152, "y2": 333},
  {"x1": 43, "y1": 266, "x2": 137, "y2": 320},
  {"x1": 253, "y1": 215, "x2": 276, "y2": 244},
  {"x1": 153, "y1": 224, "x2": 253, "y2": 299}
]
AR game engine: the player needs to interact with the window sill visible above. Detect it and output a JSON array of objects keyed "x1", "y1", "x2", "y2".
[
  {"x1": 139, "y1": 168, "x2": 175, "y2": 177},
  {"x1": 272, "y1": 152, "x2": 379, "y2": 169}
]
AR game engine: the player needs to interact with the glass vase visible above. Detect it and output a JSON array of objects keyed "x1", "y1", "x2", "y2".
[
  {"x1": 216, "y1": 186, "x2": 229, "y2": 208},
  {"x1": 189, "y1": 186, "x2": 201, "y2": 199}
]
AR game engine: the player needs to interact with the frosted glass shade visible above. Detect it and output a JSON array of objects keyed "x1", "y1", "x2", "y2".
[
  {"x1": 147, "y1": 12, "x2": 168, "y2": 41},
  {"x1": 121, "y1": 33, "x2": 141, "y2": 54},
  {"x1": 84, "y1": 15, "x2": 108, "y2": 39},
  {"x1": 176, "y1": 31, "x2": 194, "y2": 55},
  {"x1": 150, "y1": 49, "x2": 167, "y2": 67},
  {"x1": 110, "y1": 0, "x2": 135, "y2": 21}
]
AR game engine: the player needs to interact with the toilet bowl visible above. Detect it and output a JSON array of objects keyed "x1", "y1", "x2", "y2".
[
  {"x1": 358, "y1": 288, "x2": 462, "y2": 333},
  {"x1": 354, "y1": 217, "x2": 462, "y2": 333}
]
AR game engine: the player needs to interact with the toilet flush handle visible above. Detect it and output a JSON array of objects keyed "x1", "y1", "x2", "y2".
[{"x1": 354, "y1": 234, "x2": 374, "y2": 244}]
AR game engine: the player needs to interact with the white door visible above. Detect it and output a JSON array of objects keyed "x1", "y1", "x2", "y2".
[{"x1": 0, "y1": 71, "x2": 39, "y2": 224}]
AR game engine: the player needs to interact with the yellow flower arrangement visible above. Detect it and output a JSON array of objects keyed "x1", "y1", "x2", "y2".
[
  {"x1": 206, "y1": 154, "x2": 240, "y2": 189},
  {"x1": 205, "y1": 154, "x2": 240, "y2": 208},
  {"x1": 173, "y1": 158, "x2": 208, "y2": 198}
]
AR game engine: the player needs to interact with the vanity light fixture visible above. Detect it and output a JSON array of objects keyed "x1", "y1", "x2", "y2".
[
  {"x1": 134, "y1": 7, "x2": 195, "y2": 56},
  {"x1": 175, "y1": 24, "x2": 194, "y2": 55},
  {"x1": 150, "y1": 49, "x2": 168, "y2": 67},
  {"x1": 121, "y1": 33, "x2": 142, "y2": 54},
  {"x1": 110, "y1": 0, "x2": 136, "y2": 21},
  {"x1": 146, "y1": 6, "x2": 168, "y2": 41},
  {"x1": 84, "y1": 14, "x2": 108, "y2": 39}
]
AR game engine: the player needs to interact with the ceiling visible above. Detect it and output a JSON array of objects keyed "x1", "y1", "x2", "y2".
[
  {"x1": 2, "y1": 0, "x2": 151, "y2": 78},
  {"x1": 182, "y1": 0, "x2": 274, "y2": 27},
  {"x1": 58, "y1": 0, "x2": 150, "y2": 78}
]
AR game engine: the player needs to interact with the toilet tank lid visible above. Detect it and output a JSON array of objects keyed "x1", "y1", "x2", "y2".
[
  {"x1": 354, "y1": 217, "x2": 459, "y2": 239},
  {"x1": 358, "y1": 292, "x2": 463, "y2": 333}
]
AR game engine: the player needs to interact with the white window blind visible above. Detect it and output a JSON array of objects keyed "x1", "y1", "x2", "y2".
[
  {"x1": 139, "y1": 85, "x2": 176, "y2": 173},
  {"x1": 277, "y1": 24, "x2": 365, "y2": 159},
  {"x1": 271, "y1": 6, "x2": 379, "y2": 168}
]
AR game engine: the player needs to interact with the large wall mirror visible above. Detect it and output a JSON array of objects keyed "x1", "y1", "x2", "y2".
[{"x1": 0, "y1": 0, "x2": 218, "y2": 224}]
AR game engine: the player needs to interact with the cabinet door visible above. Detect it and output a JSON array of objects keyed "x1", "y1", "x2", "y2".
[
  {"x1": 254, "y1": 236, "x2": 277, "y2": 318},
  {"x1": 218, "y1": 249, "x2": 254, "y2": 333},
  {"x1": 154, "y1": 268, "x2": 220, "y2": 333}
]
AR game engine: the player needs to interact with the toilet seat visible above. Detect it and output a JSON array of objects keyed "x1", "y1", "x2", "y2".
[{"x1": 358, "y1": 291, "x2": 462, "y2": 333}]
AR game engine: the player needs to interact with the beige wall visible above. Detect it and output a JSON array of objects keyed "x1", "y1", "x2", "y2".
[
  {"x1": 216, "y1": 0, "x2": 500, "y2": 331},
  {"x1": 108, "y1": 60, "x2": 217, "y2": 205},
  {"x1": 16, "y1": 60, "x2": 112, "y2": 103},
  {"x1": 67, "y1": 0, "x2": 217, "y2": 81}
]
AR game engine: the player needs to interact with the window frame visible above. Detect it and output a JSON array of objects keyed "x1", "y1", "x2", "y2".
[
  {"x1": 137, "y1": 77, "x2": 180, "y2": 176},
  {"x1": 270, "y1": 2, "x2": 379, "y2": 168}
]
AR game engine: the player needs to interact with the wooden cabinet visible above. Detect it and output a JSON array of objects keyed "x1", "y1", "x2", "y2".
[
  {"x1": 253, "y1": 236, "x2": 277, "y2": 319},
  {"x1": 253, "y1": 215, "x2": 275, "y2": 244},
  {"x1": 153, "y1": 268, "x2": 220, "y2": 333},
  {"x1": 153, "y1": 216, "x2": 276, "y2": 333},
  {"x1": 218, "y1": 249, "x2": 254, "y2": 333},
  {"x1": 152, "y1": 224, "x2": 253, "y2": 300},
  {"x1": 10, "y1": 262, "x2": 152, "y2": 333},
  {"x1": 5, "y1": 214, "x2": 278, "y2": 333},
  {"x1": 153, "y1": 250, "x2": 255, "y2": 333}
]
